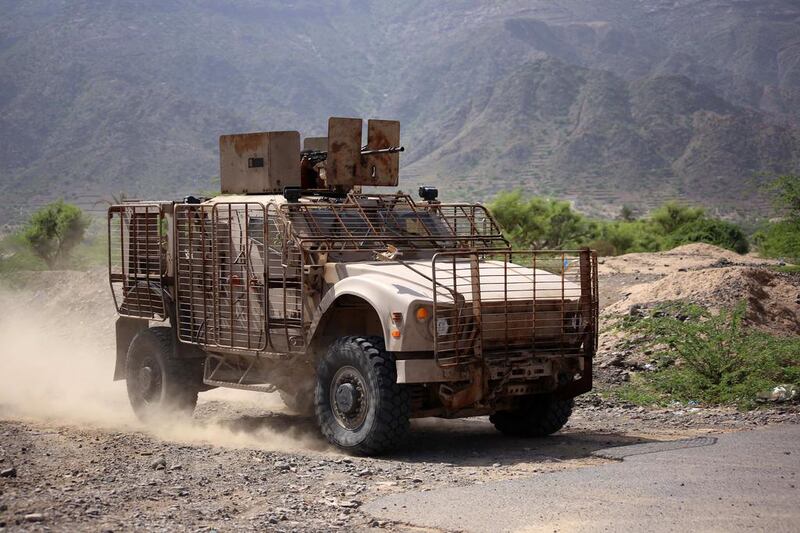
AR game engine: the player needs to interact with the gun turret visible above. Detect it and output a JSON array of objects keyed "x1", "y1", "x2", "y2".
[{"x1": 221, "y1": 117, "x2": 402, "y2": 194}]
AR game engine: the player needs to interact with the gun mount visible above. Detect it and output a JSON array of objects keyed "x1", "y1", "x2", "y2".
[{"x1": 220, "y1": 117, "x2": 403, "y2": 195}]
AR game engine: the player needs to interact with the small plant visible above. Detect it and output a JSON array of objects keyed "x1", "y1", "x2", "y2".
[
  {"x1": 23, "y1": 200, "x2": 89, "y2": 269},
  {"x1": 488, "y1": 191, "x2": 592, "y2": 249},
  {"x1": 616, "y1": 302, "x2": 800, "y2": 408}
]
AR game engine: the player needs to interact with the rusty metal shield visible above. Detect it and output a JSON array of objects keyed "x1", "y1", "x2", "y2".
[
  {"x1": 363, "y1": 119, "x2": 400, "y2": 186},
  {"x1": 325, "y1": 117, "x2": 362, "y2": 187},
  {"x1": 219, "y1": 131, "x2": 301, "y2": 194}
]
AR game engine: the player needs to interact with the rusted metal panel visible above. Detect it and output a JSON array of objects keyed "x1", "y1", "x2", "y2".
[
  {"x1": 325, "y1": 117, "x2": 362, "y2": 187},
  {"x1": 324, "y1": 118, "x2": 401, "y2": 188},
  {"x1": 363, "y1": 119, "x2": 400, "y2": 186},
  {"x1": 219, "y1": 131, "x2": 301, "y2": 194}
]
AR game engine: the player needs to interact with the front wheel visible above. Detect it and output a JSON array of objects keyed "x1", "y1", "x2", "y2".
[
  {"x1": 490, "y1": 396, "x2": 573, "y2": 437},
  {"x1": 125, "y1": 327, "x2": 200, "y2": 421},
  {"x1": 315, "y1": 336, "x2": 410, "y2": 455}
]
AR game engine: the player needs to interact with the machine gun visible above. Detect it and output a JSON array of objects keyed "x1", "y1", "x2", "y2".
[{"x1": 301, "y1": 145, "x2": 405, "y2": 166}]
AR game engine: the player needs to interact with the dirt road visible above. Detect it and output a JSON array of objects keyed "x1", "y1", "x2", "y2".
[
  {"x1": 2, "y1": 398, "x2": 796, "y2": 532},
  {"x1": 364, "y1": 424, "x2": 800, "y2": 532}
]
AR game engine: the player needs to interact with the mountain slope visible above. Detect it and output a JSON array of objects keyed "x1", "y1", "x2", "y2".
[
  {"x1": 404, "y1": 59, "x2": 800, "y2": 217},
  {"x1": 1, "y1": 0, "x2": 799, "y2": 222}
]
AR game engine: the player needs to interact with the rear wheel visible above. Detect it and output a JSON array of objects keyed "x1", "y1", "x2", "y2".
[
  {"x1": 315, "y1": 336, "x2": 410, "y2": 455},
  {"x1": 125, "y1": 327, "x2": 200, "y2": 421},
  {"x1": 490, "y1": 396, "x2": 573, "y2": 437}
]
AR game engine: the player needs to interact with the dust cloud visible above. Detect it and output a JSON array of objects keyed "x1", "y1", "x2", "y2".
[{"x1": 0, "y1": 279, "x2": 327, "y2": 453}]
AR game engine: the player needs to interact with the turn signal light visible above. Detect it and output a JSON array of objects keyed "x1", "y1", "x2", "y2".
[{"x1": 415, "y1": 307, "x2": 429, "y2": 321}]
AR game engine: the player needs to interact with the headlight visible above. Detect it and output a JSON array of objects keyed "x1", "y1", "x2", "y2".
[
  {"x1": 429, "y1": 316, "x2": 450, "y2": 337},
  {"x1": 566, "y1": 312, "x2": 583, "y2": 332}
]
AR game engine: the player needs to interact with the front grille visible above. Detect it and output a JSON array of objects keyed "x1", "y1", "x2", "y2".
[{"x1": 432, "y1": 250, "x2": 598, "y2": 368}]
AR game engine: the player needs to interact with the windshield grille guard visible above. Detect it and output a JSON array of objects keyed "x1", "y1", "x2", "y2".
[{"x1": 281, "y1": 193, "x2": 508, "y2": 251}]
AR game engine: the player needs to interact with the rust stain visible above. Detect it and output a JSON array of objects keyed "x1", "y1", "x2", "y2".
[{"x1": 221, "y1": 133, "x2": 265, "y2": 157}]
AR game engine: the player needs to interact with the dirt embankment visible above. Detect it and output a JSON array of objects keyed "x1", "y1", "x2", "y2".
[
  {"x1": 605, "y1": 266, "x2": 800, "y2": 336},
  {"x1": 596, "y1": 243, "x2": 800, "y2": 378}
]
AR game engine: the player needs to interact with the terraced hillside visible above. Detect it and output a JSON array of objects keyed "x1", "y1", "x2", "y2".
[{"x1": 1, "y1": 0, "x2": 799, "y2": 222}]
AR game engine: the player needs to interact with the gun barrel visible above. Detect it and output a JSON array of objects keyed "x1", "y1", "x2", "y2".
[
  {"x1": 301, "y1": 146, "x2": 404, "y2": 165},
  {"x1": 360, "y1": 146, "x2": 404, "y2": 156}
]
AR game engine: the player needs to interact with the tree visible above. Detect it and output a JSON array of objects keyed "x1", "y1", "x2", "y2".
[
  {"x1": 650, "y1": 201, "x2": 705, "y2": 234},
  {"x1": 619, "y1": 204, "x2": 637, "y2": 221},
  {"x1": 766, "y1": 174, "x2": 800, "y2": 222},
  {"x1": 23, "y1": 200, "x2": 89, "y2": 268},
  {"x1": 665, "y1": 218, "x2": 750, "y2": 254},
  {"x1": 489, "y1": 191, "x2": 590, "y2": 249}
]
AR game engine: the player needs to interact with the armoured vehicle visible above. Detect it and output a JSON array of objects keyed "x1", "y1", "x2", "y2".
[{"x1": 108, "y1": 117, "x2": 598, "y2": 455}]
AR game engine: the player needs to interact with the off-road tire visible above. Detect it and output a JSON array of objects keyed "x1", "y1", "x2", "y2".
[
  {"x1": 125, "y1": 327, "x2": 200, "y2": 421},
  {"x1": 490, "y1": 396, "x2": 573, "y2": 437},
  {"x1": 315, "y1": 336, "x2": 410, "y2": 455}
]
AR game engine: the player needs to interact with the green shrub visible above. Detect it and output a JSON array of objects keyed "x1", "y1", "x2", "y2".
[
  {"x1": 650, "y1": 201, "x2": 705, "y2": 234},
  {"x1": 590, "y1": 219, "x2": 664, "y2": 255},
  {"x1": 489, "y1": 192, "x2": 749, "y2": 256},
  {"x1": 616, "y1": 302, "x2": 800, "y2": 408},
  {"x1": 488, "y1": 191, "x2": 592, "y2": 249},
  {"x1": 665, "y1": 218, "x2": 750, "y2": 254},
  {"x1": 754, "y1": 220, "x2": 800, "y2": 262},
  {"x1": 766, "y1": 174, "x2": 800, "y2": 223}
]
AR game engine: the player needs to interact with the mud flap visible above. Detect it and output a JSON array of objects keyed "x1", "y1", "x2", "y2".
[
  {"x1": 555, "y1": 355, "x2": 592, "y2": 399},
  {"x1": 114, "y1": 316, "x2": 148, "y2": 381}
]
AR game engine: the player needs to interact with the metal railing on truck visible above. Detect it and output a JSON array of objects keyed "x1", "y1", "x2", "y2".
[
  {"x1": 431, "y1": 249, "x2": 598, "y2": 369},
  {"x1": 108, "y1": 203, "x2": 167, "y2": 320},
  {"x1": 173, "y1": 202, "x2": 304, "y2": 354}
]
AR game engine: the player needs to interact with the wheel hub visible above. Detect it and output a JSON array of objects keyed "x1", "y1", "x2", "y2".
[
  {"x1": 335, "y1": 383, "x2": 358, "y2": 415},
  {"x1": 135, "y1": 358, "x2": 161, "y2": 404},
  {"x1": 330, "y1": 366, "x2": 369, "y2": 430},
  {"x1": 138, "y1": 366, "x2": 154, "y2": 392}
]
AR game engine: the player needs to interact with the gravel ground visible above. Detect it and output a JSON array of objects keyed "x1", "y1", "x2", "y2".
[{"x1": 1, "y1": 396, "x2": 797, "y2": 532}]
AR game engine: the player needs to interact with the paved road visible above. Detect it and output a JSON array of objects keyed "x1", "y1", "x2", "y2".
[{"x1": 364, "y1": 424, "x2": 800, "y2": 532}]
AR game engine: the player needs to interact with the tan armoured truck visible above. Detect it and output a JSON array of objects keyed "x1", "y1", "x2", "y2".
[{"x1": 108, "y1": 117, "x2": 598, "y2": 455}]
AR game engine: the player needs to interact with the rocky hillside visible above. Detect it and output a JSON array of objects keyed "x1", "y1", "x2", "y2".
[{"x1": 1, "y1": 0, "x2": 799, "y2": 222}]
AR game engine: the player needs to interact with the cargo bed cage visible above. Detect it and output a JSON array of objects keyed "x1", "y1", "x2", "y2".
[
  {"x1": 173, "y1": 202, "x2": 304, "y2": 355},
  {"x1": 431, "y1": 249, "x2": 598, "y2": 370},
  {"x1": 108, "y1": 203, "x2": 168, "y2": 320}
]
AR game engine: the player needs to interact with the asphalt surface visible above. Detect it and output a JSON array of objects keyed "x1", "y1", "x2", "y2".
[{"x1": 363, "y1": 424, "x2": 800, "y2": 532}]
